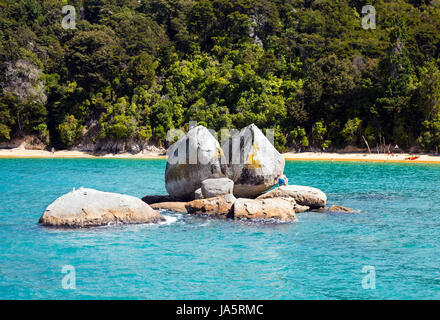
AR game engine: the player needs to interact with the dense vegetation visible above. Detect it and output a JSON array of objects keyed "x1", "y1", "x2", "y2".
[{"x1": 1, "y1": 0, "x2": 440, "y2": 152}]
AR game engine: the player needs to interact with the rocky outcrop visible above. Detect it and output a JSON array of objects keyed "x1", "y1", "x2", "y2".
[
  {"x1": 0, "y1": 135, "x2": 46, "y2": 150},
  {"x1": 222, "y1": 124, "x2": 284, "y2": 198},
  {"x1": 150, "y1": 202, "x2": 188, "y2": 213},
  {"x1": 328, "y1": 205, "x2": 355, "y2": 213},
  {"x1": 39, "y1": 188, "x2": 165, "y2": 227},
  {"x1": 257, "y1": 185, "x2": 327, "y2": 209},
  {"x1": 90, "y1": 140, "x2": 166, "y2": 155},
  {"x1": 201, "y1": 178, "x2": 234, "y2": 198},
  {"x1": 186, "y1": 195, "x2": 302, "y2": 222},
  {"x1": 4, "y1": 59, "x2": 46, "y2": 104},
  {"x1": 233, "y1": 198, "x2": 296, "y2": 222},
  {"x1": 141, "y1": 194, "x2": 179, "y2": 205},
  {"x1": 77, "y1": 122, "x2": 167, "y2": 155},
  {"x1": 185, "y1": 194, "x2": 236, "y2": 218},
  {"x1": 165, "y1": 126, "x2": 228, "y2": 200}
]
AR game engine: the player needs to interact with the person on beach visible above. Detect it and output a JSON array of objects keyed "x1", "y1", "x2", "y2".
[{"x1": 278, "y1": 173, "x2": 288, "y2": 187}]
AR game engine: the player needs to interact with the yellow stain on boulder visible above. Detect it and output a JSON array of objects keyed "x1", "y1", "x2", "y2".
[
  {"x1": 215, "y1": 146, "x2": 225, "y2": 159},
  {"x1": 245, "y1": 143, "x2": 261, "y2": 169}
]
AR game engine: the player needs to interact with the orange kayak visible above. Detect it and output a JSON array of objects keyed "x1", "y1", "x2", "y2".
[{"x1": 405, "y1": 156, "x2": 420, "y2": 160}]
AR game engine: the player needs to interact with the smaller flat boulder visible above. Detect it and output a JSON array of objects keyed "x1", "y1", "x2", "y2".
[
  {"x1": 201, "y1": 178, "x2": 234, "y2": 198},
  {"x1": 257, "y1": 185, "x2": 327, "y2": 209},
  {"x1": 150, "y1": 202, "x2": 188, "y2": 213},
  {"x1": 185, "y1": 194, "x2": 236, "y2": 218},
  {"x1": 40, "y1": 188, "x2": 165, "y2": 227},
  {"x1": 328, "y1": 205, "x2": 355, "y2": 213},
  {"x1": 233, "y1": 198, "x2": 296, "y2": 222}
]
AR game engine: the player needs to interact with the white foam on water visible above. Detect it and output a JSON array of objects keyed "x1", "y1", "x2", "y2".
[
  {"x1": 98, "y1": 212, "x2": 182, "y2": 232},
  {"x1": 159, "y1": 213, "x2": 180, "y2": 225},
  {"x1": 199, "y1": 220, "x2": 212, "y2": 227}
]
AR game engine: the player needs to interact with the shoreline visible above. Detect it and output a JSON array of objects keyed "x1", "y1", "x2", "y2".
[
  {"x1": 0, "y1": 148, "x2": 167, "y2": 159},
  {"x1": 282, "y1": 152, "x2": 440, "y2": 164},
  {"x1": 1, "y1": 148, "x2": 440, "y2": 163}
]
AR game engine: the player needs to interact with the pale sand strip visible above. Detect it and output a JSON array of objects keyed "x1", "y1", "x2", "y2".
[
  {"x1": 0, "y1": 148, "x2": 166, "y2": 159},
  {"x1": 283, "y1": 152, "x2": 440, "y2": 163},
  {"x1": 1, "y1": 148, "x2": 440, "y2": 163}
]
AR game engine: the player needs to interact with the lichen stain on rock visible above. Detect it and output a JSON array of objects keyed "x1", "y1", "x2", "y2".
[{"x1": 245, "y1": 142, "x2": 262, "y2": 169}]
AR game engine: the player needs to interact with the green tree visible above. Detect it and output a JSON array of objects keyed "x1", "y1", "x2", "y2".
[
  {"x1": 289, "y1": 126, "x2": 309, "y2": 152},
  {"x1": 341, "y1": 117, "x2": 362, "y2": 145},
  {"x1": 376, "y1": 16, "x2": 415, "y2": 146},
  {"x1": 99, "y1": 98, "x2": 137, "y2": 141},
  {"x1": 415, "y1": 61, "x2": 440, "y2": 151},
  {"x1": 312, "y1": 121, "x2": 331, "y2": 150},
  {"x1": 58, "y1": 115, "x2": 83, "y2": 148},
  {"x1": 66, "y1": 29, "x2": 121, "y2": 90}
]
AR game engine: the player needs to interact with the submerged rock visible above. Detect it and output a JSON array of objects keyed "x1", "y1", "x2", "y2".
[
  {"x1": 39, "y1": 188, "x2": 165, "y2": 227},
  {"x1": 165, "y1": 126, "x2": 228, "y2": 200},
  {"x1": 201, "y1": 177, "x2": 234, "y2": 198},
  {"x1": 150, "y1": 202, "x2": 188, "y2": 213},
  {"x1": 185, "y1": 194, "x2": 236, "y2": 218},
  {"x1": 328, "y1": 205, "x2": 355, "y2": 213},
  {"x1": 233, "y1": 198, "x2": 296, "y2": 222},
  {"x1": 257, "y1": 185, "x2": 327, "y2": 209},
  {"x1": 222, "y1": 124, "x2": 284, "y2": 198}
]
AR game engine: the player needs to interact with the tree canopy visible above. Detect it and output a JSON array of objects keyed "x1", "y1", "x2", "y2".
[{"x1": 1, "y1": 0, "x2": 440, "y2": 152}]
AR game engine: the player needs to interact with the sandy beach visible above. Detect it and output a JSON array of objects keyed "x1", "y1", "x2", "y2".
[
  {"x1": 282, "y1": 152, "x2": 440, "y2": 163},
  {"x1": 1, "y1": 147, "x2": 440, "y2": 163},
  {"x1": 0, "y1": 148, "x2": 166, "y2": 159}
]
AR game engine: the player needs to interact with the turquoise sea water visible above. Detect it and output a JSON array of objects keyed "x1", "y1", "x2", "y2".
[{"x1": 1, "y1": 158, "x2": 440, "y2": 299}]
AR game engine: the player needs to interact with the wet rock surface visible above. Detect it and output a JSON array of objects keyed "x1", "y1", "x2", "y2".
[
  {"x1": 233, "y1": 198, "x2": 297, "y2": 222},
  {"x1": 150, "y1": 202, "x2": 188, "y2": 213},
  {"x1": 185, "y1": 194, "x2": 236, "y2": 218},
  {"x1": 328, "y1": 205, "x2": 355, "y2": 213},
  {"x1": 142, "y1": 194, "x2": 179, "y2": 204}
]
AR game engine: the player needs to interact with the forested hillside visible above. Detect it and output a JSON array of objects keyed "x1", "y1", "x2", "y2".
[{"x1": 1, "y1": 0, "x2": 440, "y2": 152}]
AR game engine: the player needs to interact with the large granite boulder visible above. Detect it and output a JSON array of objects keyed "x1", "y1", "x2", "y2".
[
  {"x1": 222, "y1": 124, "x2": 284, "y2": 198},
  {"x1": 185, "y1": 194, "x2": 236, "y2": 218},
  {"x1": 39, "y1": 188, "x2": 165, "y2": 227},
  {"x1": 257, "y1": 185, "x2": 327, "y2": 209},
  {"x1": 201, "y1": 178, "x2": 234, "y2": 198},
  {"x1": 233, "y1": 198, "x2": 296, "y2": 222},
  {"x1": 165, "y1": 126, "x2": 228, "y2": 200}
]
